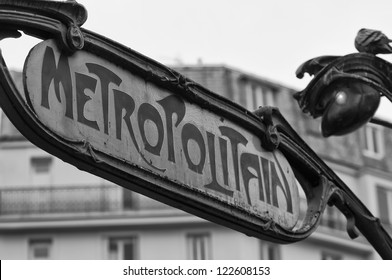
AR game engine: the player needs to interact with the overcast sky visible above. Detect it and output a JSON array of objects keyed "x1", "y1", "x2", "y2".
[{"x1": 2, "y1": 0, "x2": 392, "y2": 119}]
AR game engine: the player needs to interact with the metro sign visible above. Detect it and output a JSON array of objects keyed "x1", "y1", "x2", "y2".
[
  {"x1": 3, "y1": 1, "x2": 392, "y2": 257},
  {"x1": 24, "y1": 40, "x2": 300, "y2": 230}
]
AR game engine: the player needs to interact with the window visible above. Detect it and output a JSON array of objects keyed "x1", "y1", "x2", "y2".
[
  {"x1": 260, "y1": 241, "x2": 280, "y2": 260},
  {"x1": 187, "y1": 233, "x2": 211, "y2": 260},
  {"x1": 322, "y1": 252, "x2": 342, "y2": 260},
  {"x1": 122, "y1": 189, "x2": 134, "y2": 210},
  {"x1": 30, "y1": 156, "x2": 53, "y2": 186},
  {"x1": 377, "y1": 186, "x2": 392, "y2": 226},
  {"x1": 244, "y1": 83, "x2": 275, "y2": 111},
  {"x1": 363, "y1": 124, "x2": 384, "y2": 159},
  {"x1": 108, "y1": 237, "x2": 138, "y2": 260},
  {"x1": 28, "y1": 238, "x2": 52, "y2": 259},
  {"x1": 31, "y1": 157, "x2": 52, "y2": 173}
]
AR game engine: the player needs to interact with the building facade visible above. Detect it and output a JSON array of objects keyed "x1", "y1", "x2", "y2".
[{"x1": 0, "y1": 66, "x2": 390, "y2": 260}]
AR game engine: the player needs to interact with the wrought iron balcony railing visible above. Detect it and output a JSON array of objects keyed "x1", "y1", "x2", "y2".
[
  {"x1": 0, "y1": 185, "x2": 139, "y2": 216},
  {"x1": 0, "y1": 185, "x2": 350, "y2": 233}
]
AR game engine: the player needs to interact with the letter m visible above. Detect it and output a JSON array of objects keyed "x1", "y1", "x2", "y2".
[{"x1": 41, "y1": 46, "x2": 73, "y2": 119}]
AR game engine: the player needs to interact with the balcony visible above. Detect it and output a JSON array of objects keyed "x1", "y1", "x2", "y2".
[
  {"x1": 0, "y1": 185, "x2": 349, "y2": 231},
  {"x1": 0, "y1": 185, "x2": 208, "y2": 232},
  {"x1": 0, "y1": 185, "x2": 169, "y2": 217}
]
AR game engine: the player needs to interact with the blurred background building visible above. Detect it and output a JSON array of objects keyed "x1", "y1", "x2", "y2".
[{"x1": 0, "y1": 66, "x2": 390, "y2": 260}]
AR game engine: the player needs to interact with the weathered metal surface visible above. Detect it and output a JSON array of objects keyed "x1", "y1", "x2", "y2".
[
  {"x1": 0, "y1": 0, "x2": 311, "y2": 243},
  {"x1": 24, "y1": 39, "x2": 300, "y2": 229}
]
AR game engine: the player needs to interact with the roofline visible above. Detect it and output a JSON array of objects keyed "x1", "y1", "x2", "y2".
[{"x1": 171, "y1": 63, "x2": 297, "y2": 92}]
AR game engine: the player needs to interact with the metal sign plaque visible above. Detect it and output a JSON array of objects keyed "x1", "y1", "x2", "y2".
[{"x1": 24, "y1": 39, "x2": 300, "y2": 230}]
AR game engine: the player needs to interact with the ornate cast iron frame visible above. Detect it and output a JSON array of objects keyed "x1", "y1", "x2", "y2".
[
  {"x1": 0, "y1": 1, "x2": 390, "y2": 259},
  {"x1": 295, "y1": 53, "x2": 392, "y2": 118}
]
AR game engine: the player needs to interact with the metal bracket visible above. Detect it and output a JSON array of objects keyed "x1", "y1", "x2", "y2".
[
  {"x1": 66, "y1": 22, "x2": 84, "y2": 50},
  {"x1": 253, "y1": 106, "x2": 281, "y2": 151},
  {"x1": 327, "y1": 187, "x2": 360, "y2": 239},
  {"x1": 0, "y1": 0, "x2": 87, "y2": 51}
]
